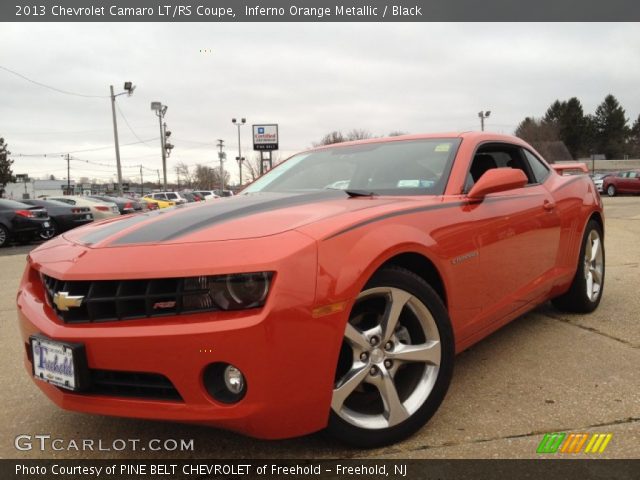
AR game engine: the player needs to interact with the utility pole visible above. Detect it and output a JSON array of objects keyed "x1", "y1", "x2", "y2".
[
  {"x1": 66, "y1": 154, "x2": 71, "y2": 194},
  {"x1": 217, "y1": 139, "x2": 225, "y2": 192},
  {"x1": 232, "y1": 117, "x2": 246, "y2": 186},
  {"x1": 156, "y1": 169, "x2": 161, "y2": 187},
  {"x1": 109, "y1": 85, "x2": 124, "y2": 196},
  {"x1": 140, "y1": 165, "x2": 144, "y2": 196},
  {"x1": 151, "y1": 102, "x2": 168, "y2": 191},
  {"x1": 108, "y1": 82, "x2": 135, "y2": 195}
]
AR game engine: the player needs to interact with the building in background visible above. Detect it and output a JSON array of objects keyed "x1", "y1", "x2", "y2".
[{"x1": 2, "y1": 179, "x2": 76, "y2": 199}]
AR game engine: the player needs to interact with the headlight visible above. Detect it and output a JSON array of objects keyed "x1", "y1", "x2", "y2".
[{"x1": 182, "y1": 272, "x2": 273, "y2": 311}]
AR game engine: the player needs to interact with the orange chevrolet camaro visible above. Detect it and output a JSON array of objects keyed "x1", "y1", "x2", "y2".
[{"x1": 17, "y1": 132, "x2": 604, "y2": 447}]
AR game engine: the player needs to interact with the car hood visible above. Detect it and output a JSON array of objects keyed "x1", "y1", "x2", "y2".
[{"x1": 58, "y1": 190, "x2": 431, "y2": 248}]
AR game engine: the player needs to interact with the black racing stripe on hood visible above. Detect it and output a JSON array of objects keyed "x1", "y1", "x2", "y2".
[
  {"x1": 111, "y1": 190, "x2": 345, "y2": 245},
  {"x1": 75, "y1": 211, "x2": 164, "y2": 245}
]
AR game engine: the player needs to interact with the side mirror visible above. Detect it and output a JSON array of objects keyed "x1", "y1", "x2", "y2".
[{"x1": 468, "y1": 168, "x2": 528, "y2": 199}]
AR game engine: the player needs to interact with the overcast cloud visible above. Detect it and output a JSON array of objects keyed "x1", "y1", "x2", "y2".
[{"x1": 1, "y1": 22, "x2": 639, "y2": 184}]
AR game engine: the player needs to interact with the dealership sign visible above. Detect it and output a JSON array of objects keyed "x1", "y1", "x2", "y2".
[{"x1": 253, "y1": 124, "x2": 278, "y2": 151}]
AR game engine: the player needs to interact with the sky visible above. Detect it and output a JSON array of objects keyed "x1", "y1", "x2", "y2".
[{"x1": 1, "y1": 22, "x2": 639, "y2": 185}]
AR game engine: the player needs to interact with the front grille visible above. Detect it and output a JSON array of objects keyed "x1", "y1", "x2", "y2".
[
  {"x1": 42, "y1": 274, "x2": 218, "y2": 323},
  {"x1": 83, "y1": 369, "x2": 182, "y2": 401}
]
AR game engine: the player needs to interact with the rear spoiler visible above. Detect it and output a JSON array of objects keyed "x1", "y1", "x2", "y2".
[{"x1": 551, "y1": 162, "x2": 589, "y2": 174}]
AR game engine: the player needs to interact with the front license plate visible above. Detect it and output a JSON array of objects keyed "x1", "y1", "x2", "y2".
[
  {"x1": 85, "y1": 214, "x2": 91, "y2": 220},
  {"x1": 43, "y1": 221, "x2": 50, "y2": 228},
  {"x1": 30, "y1": 335, "x2": 88, "y2": 391}
]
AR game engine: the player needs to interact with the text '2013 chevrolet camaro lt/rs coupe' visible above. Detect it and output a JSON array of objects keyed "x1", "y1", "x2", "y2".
[{"x1": 17, "y1": 132, "x2": 604, "y2": 447}]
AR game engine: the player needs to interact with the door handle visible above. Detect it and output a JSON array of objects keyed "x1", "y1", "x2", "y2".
[{"x1": 543, "y1": 200, "x2": 556, "y2": 211}]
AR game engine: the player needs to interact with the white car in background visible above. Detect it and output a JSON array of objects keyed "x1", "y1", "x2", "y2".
[
  {"x1": 147, "y1": 192, "x2": 189, "y2": 205},
  {"x1": 45, "y1": 195, "x2": 120, "y2": 220},
  {"x1": 591, "y1": 173, "x2": 614, "y2": 193},
  {"x1": 193, "y1": 190, "x2": 219, "y2": 201}
]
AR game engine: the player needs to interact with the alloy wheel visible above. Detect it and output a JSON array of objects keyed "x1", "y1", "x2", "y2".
[
  {"x1": 332, "y1": 287, "x2": 441, "y2": 430},
  {"x1": 584, "y1": 229, "x2": 604, "y2": 302}
]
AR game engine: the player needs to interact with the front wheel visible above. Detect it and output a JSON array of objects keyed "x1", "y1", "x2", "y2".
[
  {"x1": 552, "y1": 219, "x2": 605, "y2": 313},
  {"x1": 327, "y1": 266, "x2": 454, "y2": 448},
  {"x1": 607, "y1": 184, "x2": 616, "y2": 197}
]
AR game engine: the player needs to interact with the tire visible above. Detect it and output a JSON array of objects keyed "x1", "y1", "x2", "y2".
[
  {"x1": 327, "y1": 266, "x2": 454, "y2": 448},
  {"x1": 0, "y1": 225, "x2": 9, "y2": 248},
  {"x1": 39, "y1": 220, "x2": 57, "y2": 240},
  {"x1": 606, "y1": 184, "x2": 616, "y2": 197},
  {"x1": 552, "y1": 219, "x2": 605, "y2": 313}
]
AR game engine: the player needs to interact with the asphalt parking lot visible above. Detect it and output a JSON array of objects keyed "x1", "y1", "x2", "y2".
[{"x1": 0, "y1": 197, "x2": 638, "y2": 460}]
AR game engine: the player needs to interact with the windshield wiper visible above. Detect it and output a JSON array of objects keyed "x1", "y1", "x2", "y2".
[{"x1": 345, "y1": 189, "x2": 377, "y2": 197}]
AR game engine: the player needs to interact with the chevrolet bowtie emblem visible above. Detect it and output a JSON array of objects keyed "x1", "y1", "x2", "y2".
[{"x1": 53, "y1": 292, "x2": 84, "y2": 311}]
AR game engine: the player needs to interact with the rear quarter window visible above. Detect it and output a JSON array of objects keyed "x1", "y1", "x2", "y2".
[{"x1": 523, "y1": 150, "x2": 550, "y2": 184}]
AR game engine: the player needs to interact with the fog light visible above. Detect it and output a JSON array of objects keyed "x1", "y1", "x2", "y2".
[
  {"x1": 224, "y1": 365, "x2": 244, "y2": 394},
  {"x1": 203, "y1": 362, "x2": 247, "y2": 404}
]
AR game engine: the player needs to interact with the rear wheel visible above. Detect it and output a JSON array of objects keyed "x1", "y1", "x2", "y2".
[
  {"x1": 327, "y1": 266, "x2": 454, "y2": 447},
  {"x1": 552, "y1": 219, "x2": 604, "y2": 313},
  {"x1": 39, "y1": 220, "x2": 57, "y2": 240},
  {"x1": 606, "y1": 184, "x2": 616, "y2": 197},
  {"x1": 0, "y1": 225, "x2": 9, "y2": 247}
]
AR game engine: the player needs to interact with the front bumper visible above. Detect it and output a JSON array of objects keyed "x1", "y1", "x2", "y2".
[{"x1": 17, "y1": 233, "x2": 346, "y2": 439}]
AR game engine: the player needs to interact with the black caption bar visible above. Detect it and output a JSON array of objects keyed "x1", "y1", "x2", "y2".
[
  {"x1": 4, "y1": 0, "x2": 640, "y2": 21},
  {"x1": 3, "y1": 459, "x2": 640, "y2": 480}
]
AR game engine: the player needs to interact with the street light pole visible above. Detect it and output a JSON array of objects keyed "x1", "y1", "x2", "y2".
[
  {"x1": 217, "y1": 139, "x2": 225, "y2": 192},
  {"x1": 232, "y1": 117, "x2": 246, "y2": 186},
  {"x1": 478, "y1": 110, "x2": 491, "y2": 131},
  {"x1": 109, "y1": 85, "x2": 124, "y2": 196},
  {"x1": 110, "y1": 82, "x2": 135, "y2": 196}
]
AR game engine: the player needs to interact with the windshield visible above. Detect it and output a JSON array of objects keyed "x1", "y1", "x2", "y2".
[{"x1": 242, "y1": 138, "x2": 461, "y2": 196}]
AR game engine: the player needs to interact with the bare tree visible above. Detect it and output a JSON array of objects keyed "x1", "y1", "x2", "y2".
[
  {"x1": 174, "y1": 161, "x2": 194, "y2": 189},
  {"x1": 313, "y1": 131, "x2": 346, "y2": 146},
  {"x1": 313, "y1": 129, "x2": 376, "y2": 147},
  {"x1": 388, "y1": 131, "x2": 408, "y2": 137}
]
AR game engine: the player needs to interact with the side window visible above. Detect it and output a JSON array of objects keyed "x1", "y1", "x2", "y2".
[
  {"x1": 522, "y1": 150, "x2": 550, "y2": 184},
  {"x1": 465, "y1": 143, "x2": 534, "y2": 192},
  {"x1": 629, "y1": 172, "x2": 638, "y2": 179},
  {"x1": 166, "y1": 193, "x2": 178, "y2": 200}
]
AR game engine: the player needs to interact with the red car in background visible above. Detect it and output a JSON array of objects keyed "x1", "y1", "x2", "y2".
[
  {"x1": 17, "y1": 132, "x2": 604, "y2": 447},
  {"x1": 602, "y1": 170, "x2": 640, "y2": 196}
]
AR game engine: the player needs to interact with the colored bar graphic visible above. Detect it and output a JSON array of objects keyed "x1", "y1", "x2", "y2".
[
  {"x1": 538, "y1": 432, "x2": 612, "y2": 454},
  {"x1": 537, "y1": 433, "x2": 566, "y2": 453}
]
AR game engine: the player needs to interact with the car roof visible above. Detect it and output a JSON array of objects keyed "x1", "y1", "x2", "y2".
[{"x1": 306, "y1": 131, "x2": 530, "y2": 153}]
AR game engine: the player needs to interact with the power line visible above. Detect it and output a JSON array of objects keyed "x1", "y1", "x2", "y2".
[
  {"x1": 115, "y1": 102, "x2": 154, "y2": 148},
  {"x1": 0, "y1": 64, "x2": 109, "y2": 99},
  {"x1": 13, "y1": 137, "x2": 158, "y2": 156}
]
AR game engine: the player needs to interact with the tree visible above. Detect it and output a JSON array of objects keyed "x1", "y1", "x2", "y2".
[
  {"x1": 593, "y1": 94, "x2": 630, "y2": 159},
  {"x1": 0, "y1": 137, "x2": 15, "y2": 192},
  {"x1": 542, "y1": 98, "x2": 589, "y2": 158},
  {"x1": 192, "y1": 164, "x2": 230, "y2": 190},
  {"x1": 174, "y1": 162, "x2": 194, "y2": 188},
  {"x1": 629, "y1": 114, "x2": 640, "y2": 158},
  {"x1": 515, "y1": 117, "x2": 560, "y2": 144},
  {"x1": 313, "y1": 129, "x2": 375, "y2": 147},
  {"x1": 560, "y1": 98, "x2": 588, "y2": 158},
  {"x1": 388, "y1": 131, "x2": 408, "y2": 137},
  {"x1": 314, "y1": 131, "x2": 346, "y2": 146},
  {"x1": 514, "y1": 117, "x2": 572, "y2": 162},
  {"x1": 543, "y1": 100, "x2": 567, "y2": 124}
]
